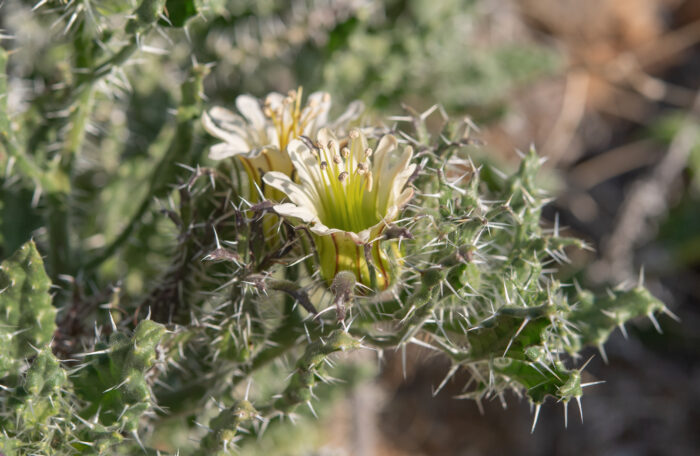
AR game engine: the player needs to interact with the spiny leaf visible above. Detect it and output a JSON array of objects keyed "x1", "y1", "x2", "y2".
[
  {"x1": 0, "y1": 240, "x2": 56, "y2": 376},
  {"x1": 569, "y1": 287, "x2": 668, "y2": 350},
  {"x1": 72, "y1": 320, "x2": 166, "y2": 430}
]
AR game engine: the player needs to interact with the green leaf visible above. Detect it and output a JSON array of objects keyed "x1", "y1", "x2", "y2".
[
  {"x1": 23, "y1": 348, "x2": 67, "y2": 397},
  {"x1": 569, "y1": 287, "x2": 667, "y2": 351},
  {"x1": 72, "y1": 320, "x2": 166, "y2": 429},
  {"x1": 0, "y1": 240, "x2": 56, "y2": 376},
  {"x1": 162, "y1": 0, "x2": 198, "y2": 27}
]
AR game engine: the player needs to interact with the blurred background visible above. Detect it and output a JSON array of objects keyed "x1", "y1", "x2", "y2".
[{"x1": 1, "y1": 0, "x2": 699, "y2": 454}]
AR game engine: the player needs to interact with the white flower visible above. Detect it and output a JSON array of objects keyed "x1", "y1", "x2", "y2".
[
  {"x1": 263, "y1": 128, "x2": 415, "y2": 288},
  {"x1": 202, "y1": 88, "x2": 363, "y2": 201}
]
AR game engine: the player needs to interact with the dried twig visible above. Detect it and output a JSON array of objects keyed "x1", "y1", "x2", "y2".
[{"x1": 593, "y1": 92, "x2": 700, "y2": 283}]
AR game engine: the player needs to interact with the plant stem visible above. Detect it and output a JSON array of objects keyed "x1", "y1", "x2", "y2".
[{"x1": 82, "y1": 64, "x2": 206, "y2": 271}]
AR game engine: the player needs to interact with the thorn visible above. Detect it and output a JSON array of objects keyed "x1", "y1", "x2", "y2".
[
  {"x1": 257, "y1": 419, "x2": 270, "y2": 440},
  {"x1": 108, "y1": 311, "x2": 118, "y2": 333},
  {"x1": 637, "y1": 265, "x2": 645, "y2": 288},
  {"x1": 213, "y1": 225, "x2": 222, "y2": 249},
  {"x1": 132, "y1": 430, "x2": 146, "y2": 453},
  {"x1": 579, "y1": 355, "x2": 595, "y2": 371},
  {"x1": 245, "y1": 379, "x2": 252, "y2": 401},
  {"x1": 433, "y1": 364, "x2": 459, "y2": 397},
  {"x1": 503, "y1": 318, "x2": 529, "y2": 357},
  {"x1": 420, "y1": 104, "x2": 439, "y2": 120},
  {"x1": 538, "y1": 360, "x2": 562, "y2": 381},
  {"x1": 564, "y1": 401, "x2": 568, "y2": 428},
  {"x1": 661, "y1": 306, "x2": 681, "y2": 322},
  {"x1": 252, "y1": 181, "x2": 265, "y2": 201},
  {"x1": 618, "y1": 322, "x2": 628, "y2": 339},
  {"x1": 307, "y1": 400, "x2": 318, "y2": 419},
  {"x1": 209, "y1": 169, "x2": 216, "y2": 189},
  {"x1": 575, "y1": 396, "x2": 584, "y2": 423},
  {"x1": 31, "y1": 185, "x2": 42, "y2": 207},
  {"x1": 580, "y1": 380, "x2": 606, "y2": 389},
  {"x1": 401, "y1": 344, "x2": 407, "y2": 380},
  {"x1": 475, "y1": 397, "x2": 485, "y2": 415},
  {"x1": 33, "y1": 0, "x2": 48, "y2": 11},
  {"x1": 648, "y1": 313, "x2": 663, "y2": 334},
  {"x1": 104, "y1": 376, "x2": 130, "y2": 393},
  {"x1": 303, "y1": 324, "x2": 311, "y2": 344},
  {"x1": 531, "y1": 403, "x2": 541, "y2": 433},
  {"x1": 598, "y1": 344, "x2": 608, "y2": 364}
]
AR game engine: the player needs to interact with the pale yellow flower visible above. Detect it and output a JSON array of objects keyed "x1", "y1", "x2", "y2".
[
  {"x1": 202, "y1": 88, "x2": 363, "y2": 201},
  {"x1": 263, "y1": 128, "x2": 415, "y2": 288}
]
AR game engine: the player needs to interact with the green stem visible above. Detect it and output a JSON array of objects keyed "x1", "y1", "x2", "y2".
[
  {"x1": 46, "y1": 88, "x2": 94, "y2": 278},
  {"x1": 0, "y1": 49, "x2": 56, "y2": 193},
  {"x1": 82, "y1": 64, "x2": 206, "y2": 271}
]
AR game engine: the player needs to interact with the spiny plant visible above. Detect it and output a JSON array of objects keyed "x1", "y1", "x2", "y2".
[
  {"x1": 0, "y1": 241, "x2": 166, "y2": 453},
  {"x1": 0, "y1": 0, "x2": 676, "y2": 455},
  {"x1": 0, "y1": 106, "x2": 676, "y2": 454}
]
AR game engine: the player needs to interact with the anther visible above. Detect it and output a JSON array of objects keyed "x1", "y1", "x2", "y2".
[
  {"x1": 338, "y1": 171, "x2": 349, "y2": 182},
  {"x1": 320, "y1": 161, "x2": 328, "y2": 170},
  {"x1": 365, "y1": 147, "x2": 373, "y2": 157},
  {"x1": 341, "y1": 147, "x2": 350, "y2": 159},
  {"x1": 349, "y1": 129, "x2": 360, "y2": 139},
  {"x1": 356, "y1": 162, "x2": 368, "y2": 174},
  {"x1": 333, "y1": 154, "x2": 342, "y2": 164}
]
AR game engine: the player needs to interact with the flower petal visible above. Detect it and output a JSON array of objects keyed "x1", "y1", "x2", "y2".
[
  {"x1": 376, "y1": 146, "x2": 414, "y2": 213},
  {"x1": 331, "y1": 100, "x2": 364, "y2": 130},
  {"x1": 387, "y1": 148, "x2": 416, "y2": 206},
  {"x1": 265, "y1": 125, "x2": 280, "y2": 148},
  {"x1": 395, "y1": 186, "x2": 414, "y2": 208},
  {"x1": 236, "y1": 94, "x2": 266, "y2": 130},
  {"x1": 263, "y1": 171, "x2": 318, "y2": 217},
  {"x1": 273, "y1": 203, "x2": 318, "y2": 224},
  {"x1": 315, "y1": 127, "x2": 337, "y2": 149},
  {"x1": 370, "y1": 134, "x2": 401, "y2": 212},
  {"x1": 371, "y1": 134, "x2": 398, "y2": 176},
  {"x1": 306, "y1": 91, "x2": 331, "y2": 133},
  {"x1": 264, "y1": 92, "x2": 285, "y2": 111},
  {"x1": 209, "y1": 142, "x2": 248, "y2": 160},
  {"x1": 287, "y1": 139, "x2": 322, "y2": 192},
  {"x1": 203, "y1": 107, "x2": 250, "y2": 146},
  {"x1": 308, "y1": 224, "x2": 368, "y2": 245}
]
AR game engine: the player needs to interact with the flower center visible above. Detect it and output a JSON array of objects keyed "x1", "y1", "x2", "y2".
[
  {"x1": 306, "y1": 130, "x2": 379, "y2": 233},
  {"x1": 263, "y1": 87, "x2": 329, "y2": 153}
]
